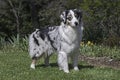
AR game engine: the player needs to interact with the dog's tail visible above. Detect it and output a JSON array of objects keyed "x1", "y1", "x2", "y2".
[{"x1": 29, "y1": 33, "x2": 36, "y2": 58}]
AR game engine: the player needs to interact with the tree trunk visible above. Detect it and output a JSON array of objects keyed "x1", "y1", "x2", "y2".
[
  {"x1": 7, "y1": 0, "x2": 20, "y2": 35},
  {"x1": 29, "y1": 0, "x2": 39, "y2": 29}
]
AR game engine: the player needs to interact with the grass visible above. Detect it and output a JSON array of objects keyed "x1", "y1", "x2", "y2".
[
  {"x1": 80, "y1": 41, "x2": 120, "y2": 60},
  {"x1": 0, "y1": 37, "x2": 120, "y2": 80},
  {"x1": 0, "y1": 48, "x2": 120, "y2": 80}
]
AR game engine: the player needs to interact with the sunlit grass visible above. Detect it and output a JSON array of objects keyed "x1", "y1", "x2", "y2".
[{"x1": 80, "y1": 41, "x2": 120, "y2": 60}]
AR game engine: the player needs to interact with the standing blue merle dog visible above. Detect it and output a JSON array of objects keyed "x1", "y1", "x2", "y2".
[{"x1": 29, "y1": 9, "x2": 83, "y2": 73}]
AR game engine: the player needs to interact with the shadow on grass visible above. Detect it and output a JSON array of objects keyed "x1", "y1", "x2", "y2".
[
  {"x1": 36, "y1": 63, "x2": 58, "y2": 68},
  {"x1": 36, "y1": 63, "x2": 94, "y2": 70}
]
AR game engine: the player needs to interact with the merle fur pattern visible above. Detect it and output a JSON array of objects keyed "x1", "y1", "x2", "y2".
[{"x1": 29, "y1": 9, "x2": 83, "y2": 73}]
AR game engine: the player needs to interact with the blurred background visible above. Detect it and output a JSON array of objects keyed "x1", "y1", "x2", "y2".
[{"x1": 0, "y1": 0, "x2": 120, "y2": 46}]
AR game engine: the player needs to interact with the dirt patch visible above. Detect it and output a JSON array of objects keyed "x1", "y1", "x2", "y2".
[{"x1": 79, "y1": 55, "x2": 120, "y2": 69}]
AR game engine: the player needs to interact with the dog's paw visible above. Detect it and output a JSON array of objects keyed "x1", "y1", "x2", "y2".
[
  {"x1": 59, "y1": 68, "x2": 69, "y2": 73},
  {"x1": 74, "y1": 67, "x2": 79, "y2": 71},
  {"x1": 64, "y1": 70, "x2": 69, "y2": 73},
  {"x1": 30, "y1": 64, "x2": 35, "y2": 69}
]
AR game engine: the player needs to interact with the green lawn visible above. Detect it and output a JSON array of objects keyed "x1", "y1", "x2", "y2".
[{"x1": 0, "y1": 49, "x2": 120, "y2": 80}]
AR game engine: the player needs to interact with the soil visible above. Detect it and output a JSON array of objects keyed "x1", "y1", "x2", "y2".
[{"x1": 79, "y1": 55, "x2": 120, "y2": 70}]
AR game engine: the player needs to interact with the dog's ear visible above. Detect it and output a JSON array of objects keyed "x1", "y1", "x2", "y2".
[
  {"x1": 74, "y1": 9, "x2": 82, "y2": 21},
  {"x1": 60, "y1": 10, "x2": 69, "y2": 24}
]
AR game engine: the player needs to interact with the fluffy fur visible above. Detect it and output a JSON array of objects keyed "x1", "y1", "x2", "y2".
[{"x1": 29, "y1": 9, "x2": 83, "y2": 73}]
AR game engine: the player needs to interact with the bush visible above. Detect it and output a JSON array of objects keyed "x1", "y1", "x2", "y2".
[{"x1": 0, "y1": 0, "x2": 120, "y2": 46}]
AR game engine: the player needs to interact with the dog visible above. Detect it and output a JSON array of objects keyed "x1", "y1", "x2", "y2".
[{"x1": 29, "y1": 9, "x2": 83, "y2": 73}]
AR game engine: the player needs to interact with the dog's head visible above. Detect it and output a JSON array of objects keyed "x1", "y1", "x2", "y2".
[{"x1": 60, "y1": 9, "x2": 82, "y2": 27}]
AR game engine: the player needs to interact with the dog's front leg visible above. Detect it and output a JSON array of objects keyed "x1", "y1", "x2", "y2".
[
  {"x1": 71, "y1": 53, "x2": 79, "y2": 71},
  {"x1": 58, "y1": 51, "x2": 69, "y2": 73}
]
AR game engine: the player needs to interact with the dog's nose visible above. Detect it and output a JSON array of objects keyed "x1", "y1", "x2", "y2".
[{"x1": 75, "y1": 22, "x2": 78, "y2": 26}]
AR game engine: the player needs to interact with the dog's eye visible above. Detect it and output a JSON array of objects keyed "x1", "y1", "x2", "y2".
[
  {"x1": 75, "y1": 13, "x2": 78, "y2": 18},
  {"x1": 67, "y1": 16, "x2": 72, "y2": 21}
]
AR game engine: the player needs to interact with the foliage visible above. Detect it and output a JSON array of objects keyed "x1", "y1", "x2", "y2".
[
  {"x1": 0, "y1": 35, "x2": 28, "y2": 51},
  {"x1": 0, "y1": 0, "x2": 120, "y2": 46},
  {"x1": 80, "y1": 0, "x2": 120, "y2": 46}
]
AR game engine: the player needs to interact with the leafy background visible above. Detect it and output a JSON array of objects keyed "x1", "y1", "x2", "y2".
[{"x1": 0, "y1": 0, "x2": 120, "y2": 46}]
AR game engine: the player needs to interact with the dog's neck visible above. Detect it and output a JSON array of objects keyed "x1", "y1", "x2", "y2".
[{"x1": 59, "y1": 22, "x2": 80, "y2": 44}]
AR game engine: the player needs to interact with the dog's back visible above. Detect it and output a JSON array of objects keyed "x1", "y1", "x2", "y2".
[{"x1": 29, "y1": 28, "x2": 53, "y2": 59}]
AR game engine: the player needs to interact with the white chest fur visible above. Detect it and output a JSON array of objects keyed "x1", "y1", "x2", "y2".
[
  {"x1": 59, "y1": 25, "x2": 80, "y2": 44},
  {"x1": 59, "y1": 25, "x2": 81, "y2": 53}
]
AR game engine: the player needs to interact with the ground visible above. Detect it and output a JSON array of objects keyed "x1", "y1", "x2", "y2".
[{"x1": 79, "y1": 54, "x2": 120, "y2": 69}]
